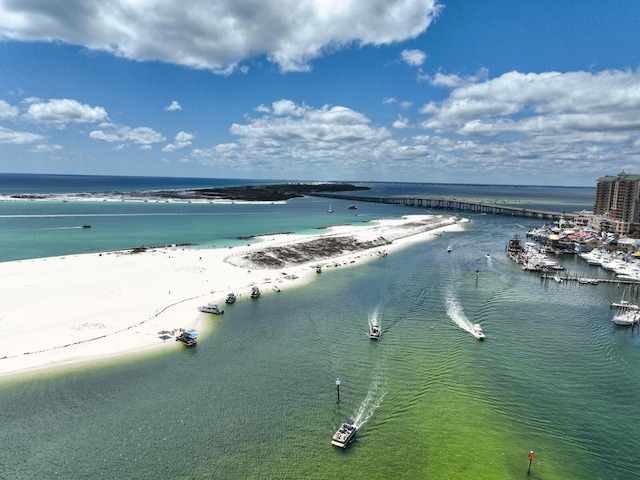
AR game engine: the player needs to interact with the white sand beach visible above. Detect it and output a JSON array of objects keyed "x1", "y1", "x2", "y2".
[{"x1": 0, "y1": 214, "x2": 466, "y2": 377}]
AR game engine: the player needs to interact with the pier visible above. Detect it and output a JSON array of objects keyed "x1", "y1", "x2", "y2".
[{"x1": 311, "y1": 193, "x2": 573, "y2": 221}]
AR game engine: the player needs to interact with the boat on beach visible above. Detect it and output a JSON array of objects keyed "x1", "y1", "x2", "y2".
[
  {"x1": 198, "y1": 302, "x2": 224, "y2": 314},
  {"x1": 175, "y1": 331, "x2": 198, "y2": 347},
  {"x1": 225, "y1": 292, "x2": 237, "y2": 304},
  {"x1": 272, "y1": 284, "x2": 281, "y2": 292},
  {"x1": 251, "y1": 286, "x2": 260, "y2": 298},
  {"x1": 331, "y1": 419, "x2": 357, "y2": 448},
  {"x1": 469, "y1": 324, "x2": 485, "y2": 340},
  {"x1": 369, "y1": 324, "x2": 381, "y2": 340}
]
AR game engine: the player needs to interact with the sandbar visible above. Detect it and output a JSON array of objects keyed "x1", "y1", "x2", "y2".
[{"x1": 0, "y1": 214, "x2": 466, "y2": 377}]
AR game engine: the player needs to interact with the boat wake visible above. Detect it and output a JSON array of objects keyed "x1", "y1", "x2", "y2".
[
  {"x1": 353, "y1": 377, "x2": 386, "y2": 428},
  {"x1": 445, "y1": 294, "x2": 473, "y2": 332},
  {"x1": 368, "y1": 307, "x2": 381, "y2": 329}
]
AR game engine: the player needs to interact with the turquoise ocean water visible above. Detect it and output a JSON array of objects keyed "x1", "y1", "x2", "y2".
[{"x1": 1, "y1": 175, "x2": 638, "y2": 479}]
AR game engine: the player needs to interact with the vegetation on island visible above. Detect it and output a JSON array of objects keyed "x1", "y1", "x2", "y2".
[{"x1": 172, "y1": 183, "x2": 370, "y2": 201}]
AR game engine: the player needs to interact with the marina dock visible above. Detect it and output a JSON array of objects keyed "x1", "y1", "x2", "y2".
[{"x1": 541, "y1": 273, "x2": 640, "y2": 286}]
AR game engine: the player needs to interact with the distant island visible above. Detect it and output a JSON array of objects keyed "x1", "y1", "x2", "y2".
[
  {"x1": 153, "y1": 183, "x2": 370, "y2": 202},
  {"x1": 3, "y1": 182, "x2": 370, "y2": 203}
]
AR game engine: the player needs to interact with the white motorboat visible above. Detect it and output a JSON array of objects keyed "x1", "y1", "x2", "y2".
[
  {"x1": 225, "y1": 292, "x2": 237, "y2": 304},
  {"x1": 272, "y1": 284, "x2": 281, "y2": 292},
  {"x1": 331, "y1": 419, "x2": 357, "y2": 448},
  {"x1": 369, "y1": 324, "x2": 381, "y2": 340},
  {"x1": 447, "y1": 246, "x2": 452, "y2": 252},
  {"x1": 251, "y1": 286, "x2": 260, "y2": 298},
  {"x1": 198, "y1": 302, "x2": 224, "y2": 314},
  {"x1": 469, "y1": 323, "x2": 485, "y2": 340}
]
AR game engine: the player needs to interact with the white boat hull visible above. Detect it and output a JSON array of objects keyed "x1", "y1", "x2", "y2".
[
  {"x1": 470, "y1": 324, "x2": 485, "y2": 340},
  {"x1": 331, "y1": 421, "x2": 357, "y2": 448}
]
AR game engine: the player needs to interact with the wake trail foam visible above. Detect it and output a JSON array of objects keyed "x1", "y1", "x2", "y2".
[
  {"x1": 445, "y1": 294, "x2": 473, "y2": 332},
  {"x1": 354, "y1": 377, "x2": 386, "y2": 428},
  {"x1": 368, "y1": 307, "x2": 380, "y2": 329}
]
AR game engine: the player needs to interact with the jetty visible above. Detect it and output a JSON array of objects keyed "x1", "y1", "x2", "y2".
[{"x1": 310, "y1": 193, "x2": 573, "y2": 221}]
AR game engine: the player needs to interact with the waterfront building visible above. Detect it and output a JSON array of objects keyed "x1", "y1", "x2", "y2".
[{"x1": 594, "y1": 172, "x2": 640, "y2": 234}]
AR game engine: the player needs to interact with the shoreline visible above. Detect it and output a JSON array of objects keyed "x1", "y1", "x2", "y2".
[{"x1": 0, "y1": 214, "x2": 466, "y2": 378}]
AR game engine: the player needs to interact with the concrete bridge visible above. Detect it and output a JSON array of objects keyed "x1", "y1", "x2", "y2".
[{"x1": 311, "y1": 193, "x2": 575, "y2": 222}]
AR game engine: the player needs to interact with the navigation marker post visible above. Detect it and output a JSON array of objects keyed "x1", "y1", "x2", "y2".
[
  {"x1": 335, "y1": 378, "x2": 341, "y2": 403},
  {"x1": 528, "y1": 450, "x2": 535, "y2": 474}
]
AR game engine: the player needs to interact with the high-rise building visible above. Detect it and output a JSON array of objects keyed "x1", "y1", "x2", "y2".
[{"x1": 594, "y1": 172, "x2": 640, "y2": 234}]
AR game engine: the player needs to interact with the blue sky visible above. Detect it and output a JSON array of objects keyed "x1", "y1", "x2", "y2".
[{"x1": 1, "y1": 0, "x2": 639, "y2": 186}]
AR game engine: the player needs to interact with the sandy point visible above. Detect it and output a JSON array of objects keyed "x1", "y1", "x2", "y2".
[{"x1": 0, "y1": 214, "x2": 466, "y2": 377}]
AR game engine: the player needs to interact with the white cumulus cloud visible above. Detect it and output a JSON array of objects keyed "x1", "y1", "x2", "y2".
[
  {"x1": 0, "y1": 0, "x2": 442, "y2": 73},
  {"x1": 162, "y1": 131, "x2": 195, "y2": 152},
  {"x1": 22, "y1": 98, "x2": 108, "y2": 127},
  {"x1": 164, "y1": 101, "x2": 182, "y2": 111},
  {"x1": 90, "y1": 123, "x2": 166, "y2": 147},
  {"x1": 189, "y1": 99, "x2": 392, "y2": 177},
  {"x1": 0, "y1": 100, "x2": 20, "y2": 120},
  {"x1": 0, "y1": 126, "x2": 46, "y2": 144},
  {"x1": 400, "y1": 49, "x2": 426, "y2": 66},
  {"x1": 420, "y1": 69, "x2": 640, "y2": 144}
]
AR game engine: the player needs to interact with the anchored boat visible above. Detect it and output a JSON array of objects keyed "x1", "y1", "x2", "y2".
[
  {"x1": 175, "y1": 331, "x2": 198, "y2": 347},
  {"x1": 198, "y1": 302, "x2": 224, "y2": 314}
]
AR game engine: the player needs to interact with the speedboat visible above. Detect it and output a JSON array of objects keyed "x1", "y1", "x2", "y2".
[
  {"x1": 447, "y1": 246, "x2": 452, "y2": 253},
  {"x1": 225, "y1": 293, "x2": 237, "y2": 304},
  {"x1": 251, "y1": 286, "x2": 260, "y2": 299},
  {"x1": 331, "y1": 419, "x2": 357, "y2": 448},
  {"x1": 272, "y1": 284, "x2": 281, "y2": 292},
  {"x1": 470, "y1": 324, "x2": 485, "y2": 340},
  {"x1": 369, "y1": 324, "x2": 381, "y2": 340},
  {"x1": 198, "y1": 302, "x2": 224, "y2": 314},
  {"x1": 175, "y1": 331, "x2": 198, "y2": 347}
]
